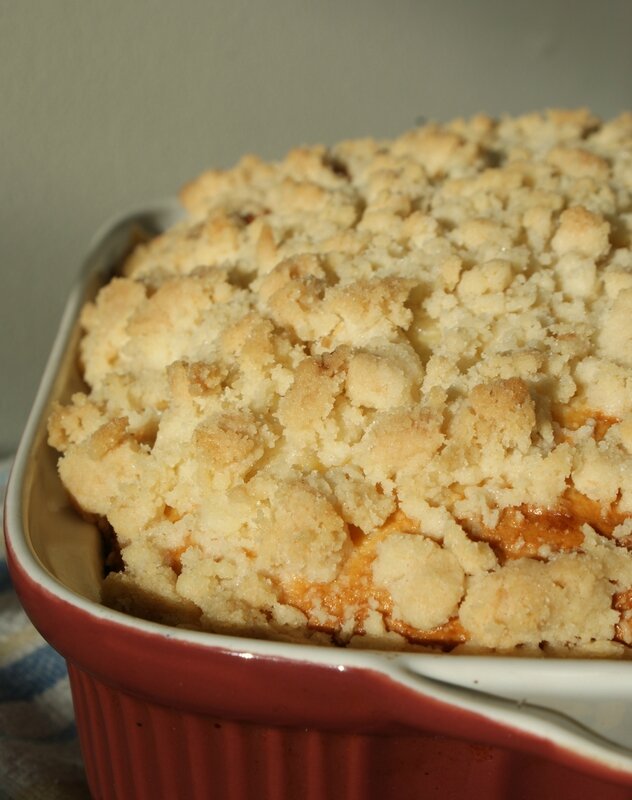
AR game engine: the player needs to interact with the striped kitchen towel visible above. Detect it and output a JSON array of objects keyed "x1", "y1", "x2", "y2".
[{"x1": 0, "y1": 457, "x2": 89, "y2": 799}]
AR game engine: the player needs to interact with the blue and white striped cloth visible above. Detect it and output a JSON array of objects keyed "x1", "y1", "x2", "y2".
[{"x1": 0, "y1": 457, "x2": 89, "y2": 799}]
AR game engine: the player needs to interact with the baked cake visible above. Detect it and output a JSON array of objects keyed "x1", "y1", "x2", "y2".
[{"x1": 48, "y1": 109, "x2": 632, "y2": 655}]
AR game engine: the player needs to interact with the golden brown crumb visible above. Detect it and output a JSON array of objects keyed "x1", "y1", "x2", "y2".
[{"x1": 48, "y1": 109, "x2": 632, "y2": 653}]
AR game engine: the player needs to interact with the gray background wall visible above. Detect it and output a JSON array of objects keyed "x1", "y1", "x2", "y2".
[{"x1": 1, "y1": 0, "x2": 631, "y2": 455}]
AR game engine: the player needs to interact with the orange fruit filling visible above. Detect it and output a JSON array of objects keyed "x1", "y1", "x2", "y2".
[
  {"x1": 281, "y1": 488, "x2": 631, "y2": 648},
  {"x1": 159, "y1": 409, "x2": 631, "y2": 647}
]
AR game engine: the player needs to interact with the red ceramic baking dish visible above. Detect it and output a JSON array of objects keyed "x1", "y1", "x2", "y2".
[{"x1": 6, "y1": 204, "x2": 632, "y2": 800}]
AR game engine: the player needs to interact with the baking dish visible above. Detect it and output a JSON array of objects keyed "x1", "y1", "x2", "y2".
[{"x1": 5, "y1": 204, "x2": 632, "y2": 800}]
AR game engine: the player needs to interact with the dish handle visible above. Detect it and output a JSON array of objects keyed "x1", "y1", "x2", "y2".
[{"x1": 388, "y1": 655, "x2": 632, "y2": 779}]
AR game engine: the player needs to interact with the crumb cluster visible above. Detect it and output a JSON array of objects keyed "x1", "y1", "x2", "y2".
[{"x1": 49, "y1": 109, "x2": 632, "y2": 655}]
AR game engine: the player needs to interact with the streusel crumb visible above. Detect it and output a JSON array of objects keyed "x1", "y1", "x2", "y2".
[{"x1": 49, "y1": 109, "x2": 632, "y2": 654}]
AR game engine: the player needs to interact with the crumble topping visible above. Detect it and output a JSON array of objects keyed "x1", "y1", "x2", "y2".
[{"x1": 48, "y1": 109, "x2": 632, "y2": 654}]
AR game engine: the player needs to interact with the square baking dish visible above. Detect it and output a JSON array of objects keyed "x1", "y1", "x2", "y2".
[{"x1": 5, "y1": 205, "x2": 632, "y2": 800}]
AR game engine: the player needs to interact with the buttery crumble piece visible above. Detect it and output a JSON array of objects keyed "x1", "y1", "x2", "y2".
[{"x1": 49, "y1": 109, "x2": 632, "y2": 654}]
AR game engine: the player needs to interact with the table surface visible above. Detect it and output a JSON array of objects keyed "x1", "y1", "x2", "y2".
[{"x1": 1, "y1": 457, "x2": 89, "y2": 799}]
